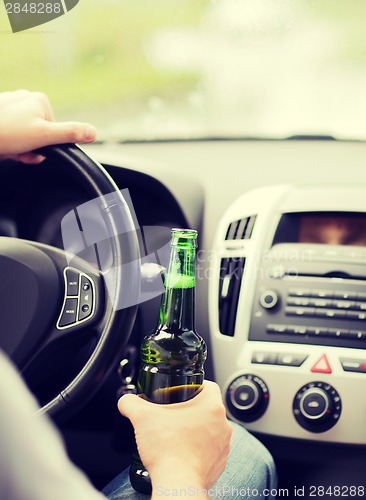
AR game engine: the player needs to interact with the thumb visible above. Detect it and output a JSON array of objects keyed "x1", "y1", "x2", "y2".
[
  {"x1": 40, "y1": 120, "x2": 97, "y2": 146},
  {"x1": 118, "y1": 394, "x2": 150, "y2": 423}
]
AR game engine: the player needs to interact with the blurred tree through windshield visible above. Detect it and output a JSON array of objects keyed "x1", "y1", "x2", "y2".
[{"x1": 1, "y1": 0, "x2": 366, "y2": 140}]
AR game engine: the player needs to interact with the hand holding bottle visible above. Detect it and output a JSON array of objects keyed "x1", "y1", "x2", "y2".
[
  {"x1": 118, "y1": 380, "x2": 232, "y2": 496},
  {"x1": 129, "y1": 228, "x2": 208, "y2": 493}
]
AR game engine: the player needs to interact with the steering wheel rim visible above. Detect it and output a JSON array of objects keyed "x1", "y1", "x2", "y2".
[{"x1": 5, "y1": 143, "x2": 140, "y2": 421}]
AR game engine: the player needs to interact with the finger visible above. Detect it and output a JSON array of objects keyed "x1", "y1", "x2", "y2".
[
  {"x1": 39, "y1": 120, "x2": 97, "y2": 146},
  {"x1": 118, "y1": 393, "x2": 150, "y2": 421},
  {"x1": 197, "y1": 380, "x2": 222, "y2": 400},
  {"x1": 15, "y1": 153, "x2": 46, "y2": 164},
  {"x1": 0, "y1": 89, "x2": 31, "y2": 103}
]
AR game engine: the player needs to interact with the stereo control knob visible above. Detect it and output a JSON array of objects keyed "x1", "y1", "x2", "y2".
[
  {"x1": 259, "y1": 290, "x2": 279, "y2": 309},
  {"x1": 226, "y1": 374, "x2": 269, "y2": 423},
  {"x1": 293, "y1": 382, "x2": 342, "y2": 433}
]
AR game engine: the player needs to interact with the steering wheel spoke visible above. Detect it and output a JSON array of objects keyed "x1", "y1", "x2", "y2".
[{"x1": 56, "y1": 266, "x2": 102, "y2": 330}]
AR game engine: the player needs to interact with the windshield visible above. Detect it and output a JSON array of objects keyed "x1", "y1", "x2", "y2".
[{"x1": 2, "y1": 0, "x2": 365, "y2": 141}]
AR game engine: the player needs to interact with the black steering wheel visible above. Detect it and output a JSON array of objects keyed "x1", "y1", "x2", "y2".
[{"x1": 0, "y1": 144, "x2": 140, "y2": 421}]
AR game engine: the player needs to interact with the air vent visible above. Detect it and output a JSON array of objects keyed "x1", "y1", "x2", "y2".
[
  {"x1": 225, "y1": 215, "x2": 257, "y2": 241},
  {"x1": 218, "y1": 257, "x2": 245, "y2": 336}
]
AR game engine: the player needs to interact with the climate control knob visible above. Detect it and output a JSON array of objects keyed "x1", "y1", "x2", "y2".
[
  {"x1": 226, "y1": 374, "x2": 269, "y2": 423},
  {"x1": 293, "y1": 381, "x2": 342, "y2": 433}
]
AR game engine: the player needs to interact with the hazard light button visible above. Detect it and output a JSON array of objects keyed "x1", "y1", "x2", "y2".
[{"x1": 311, "y1": 354, "x2": 332, "y2": 374}]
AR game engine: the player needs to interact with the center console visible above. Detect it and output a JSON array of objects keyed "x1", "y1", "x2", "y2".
[{"x1": 209, "y1": 184, "x2": 366, "y2": 444}]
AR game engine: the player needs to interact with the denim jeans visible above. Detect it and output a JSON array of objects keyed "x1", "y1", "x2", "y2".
[{"x1": 102, "y1": 421, "x2": 277, "y2": 499}]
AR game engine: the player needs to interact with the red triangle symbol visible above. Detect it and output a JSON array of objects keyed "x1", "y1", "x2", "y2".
[{"x1": 311, "y1": 354, "x2": 332, "y2": 374}]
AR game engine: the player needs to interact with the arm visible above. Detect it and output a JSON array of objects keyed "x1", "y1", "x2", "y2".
[
  {"x1": 118, "y1": 381, "x2": 232, "y2": 498},
  {"x1": 0, "y1": 90, "x2": 96, "y2": 163},
  {"x1": 0, "y1": 350, "x2": 105, "y2": 500},
  {"x1": 0, "y1": 90, "x2": 101, "y2": 499}
]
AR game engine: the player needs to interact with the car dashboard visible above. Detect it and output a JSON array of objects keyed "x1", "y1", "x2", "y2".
[{"x1": 2, "y1": 138, "x2": 366, "y2": 490}]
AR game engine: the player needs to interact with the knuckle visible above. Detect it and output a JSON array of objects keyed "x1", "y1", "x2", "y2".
[
  {"x1": 214, "y1": 401, "x2": 227, "y2": 417},
  {"x1": 206, "y1": 380, "x2": 221, "y2": 395},
  {"x1": 34, "y1": 91, "x2": 48, "y2": 103},
  {"x1": 225, "y1": 426, "x2": 232, "y2": 446},
  {"x1": 68, "y1": 127, "x2": 81, "y2": 143},
  {"x1": 227, "y1": 420, "x2": 233, "y2": 436}
]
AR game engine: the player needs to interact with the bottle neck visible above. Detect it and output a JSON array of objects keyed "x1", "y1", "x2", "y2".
[{"x1": 159, "y1": 246, "x2": 196, "y2": 332}]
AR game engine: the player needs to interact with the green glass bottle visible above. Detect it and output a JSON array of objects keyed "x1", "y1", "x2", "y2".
[{"x1": 129, "y1": 228, "x2": 207, "y2": 494}]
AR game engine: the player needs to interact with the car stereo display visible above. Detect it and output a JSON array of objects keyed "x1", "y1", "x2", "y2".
[{"x1": 274, "y1": 212, "x2": 366, "y2": 247}]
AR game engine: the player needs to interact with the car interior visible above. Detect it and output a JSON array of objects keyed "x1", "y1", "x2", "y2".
[{"x1": 1, "y1": 1, "x2": 366, "y2": 498}]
